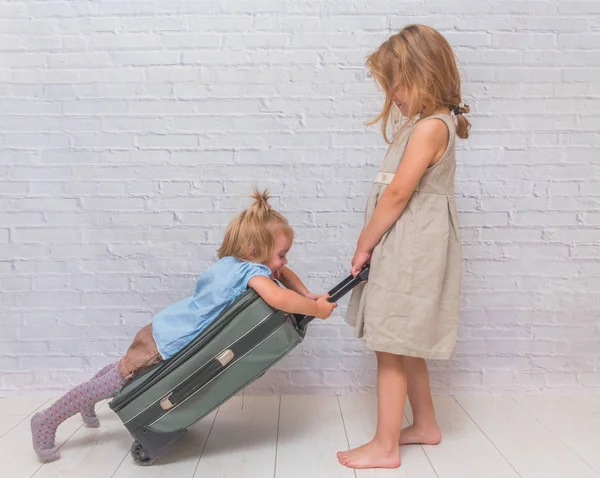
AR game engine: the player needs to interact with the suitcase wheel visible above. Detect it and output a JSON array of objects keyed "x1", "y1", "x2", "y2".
[{"x1": 130, "y1": 440, "x2": 155, "y2": 466}]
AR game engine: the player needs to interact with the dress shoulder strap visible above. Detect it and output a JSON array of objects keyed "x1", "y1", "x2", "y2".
[{"x1": 420, "y1": 114, "x2": 456, "y2": 140}]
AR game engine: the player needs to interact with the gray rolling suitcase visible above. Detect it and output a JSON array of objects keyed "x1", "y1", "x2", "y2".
[{"x1": 109, "y1": 266, "x2": 369, "y2": 465}]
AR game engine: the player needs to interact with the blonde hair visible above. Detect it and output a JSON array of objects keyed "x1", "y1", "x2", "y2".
[
  {"x1": 366, "y1": 24, "x2": 471, "y2": 142},
  {"x1": 217, "y1": 189, "x2": 293, "y2": 263}
]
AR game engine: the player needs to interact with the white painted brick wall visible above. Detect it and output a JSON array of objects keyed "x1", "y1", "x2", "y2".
[{"x1": 1, "y1": 0, "x2": 599, "y2": 395}]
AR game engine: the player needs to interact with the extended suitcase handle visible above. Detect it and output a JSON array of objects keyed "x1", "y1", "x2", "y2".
[{"x1": 297, "y1": 265, "x2": 369, "y2": 329}]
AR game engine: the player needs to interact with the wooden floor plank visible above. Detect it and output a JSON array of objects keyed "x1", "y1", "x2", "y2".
[
  {"x1": 0, "y1": 397, "x2": 84, "y2": 478},
  {"x1": 456, "y1": 395, "x2": 599, "y2": 478},
  {"x1": 412, "y1": 396, "x2": 518, "y2": 478},
  {"x1": 515, "y1": 395, "x2": 600, "y2": 474},
  {"x1": 193, "y1": 396, "x2": 279, "y2": 478},
  {"x1": 275, "y1": 395, "x2": 354, "y2": 478},
  {"x1": 33, "y1": 403, "x2": 129, "y2": 478},
  {"x1": 0, "y1": 396, "x2": 53, "y2": 416},
  {"x1": 0, "y1": 414, "x2": 28, "y2": 438},
  {"x1": 338, "y1": 394, "x2": 437, "y2": 478},
  {"x1": 570, "y1": 395, "x2": 600, "y2": 415},
  {"x1": 3, "y1": 394, "x2": 600, "y2": 477}
]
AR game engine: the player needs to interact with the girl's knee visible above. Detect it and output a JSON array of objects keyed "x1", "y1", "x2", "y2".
[{"x1": 376, "y1": 351, "x2": 406, "y2": 366}]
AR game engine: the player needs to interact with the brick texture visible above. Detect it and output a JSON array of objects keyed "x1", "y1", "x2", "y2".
[{"x1": 0, "y1": 0, "x2": 599, "y2": 395}]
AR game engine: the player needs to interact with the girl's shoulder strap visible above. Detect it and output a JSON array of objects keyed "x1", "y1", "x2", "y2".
[{"x1": 415, "y1": 114, "x2": 456, "y2": 171}]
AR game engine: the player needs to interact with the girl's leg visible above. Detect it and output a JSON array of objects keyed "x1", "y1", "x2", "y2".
[
  {"x1": 80, "y1": 362, "x2": 117, "y2": 427},
  {"x1": 400, "y1": 357, "x2": 441, "y2": 445},
  {"x1": 337, "y1": 351, "x2": 406, "y2": 469},
  {"x1": 30, "y1": 361, "x2": 125, "y2": 461}
]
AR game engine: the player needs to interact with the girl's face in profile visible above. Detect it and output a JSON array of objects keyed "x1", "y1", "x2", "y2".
[
  {"x1": 372, "y1": 73, "x2": 410, "y2": 117},
  {"x1": 393, "y1": 84, "x2": 410, "y2": 117},
  {"x1": 264, "y1": 232, "x2": 291, "y2": 277}
]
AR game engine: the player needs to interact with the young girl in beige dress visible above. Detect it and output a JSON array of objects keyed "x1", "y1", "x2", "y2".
[{"x1": 338, "y1": 25, "x2": 471, "y2": 469}]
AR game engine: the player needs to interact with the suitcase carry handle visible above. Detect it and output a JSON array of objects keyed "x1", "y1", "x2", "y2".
[
  {"x1": 297, "y1": 265, "x2": 369, "y2": 329},
  {"x1": 160, "y1": 349, "x2": 235, "y2": 411}
]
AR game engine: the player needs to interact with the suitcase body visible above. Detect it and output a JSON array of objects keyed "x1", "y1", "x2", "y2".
[{"x1": 109, "y1": 267, "x2": 369, "y2": 465}]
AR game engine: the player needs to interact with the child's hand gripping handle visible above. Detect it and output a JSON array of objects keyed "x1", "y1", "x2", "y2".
[{"x1": 297, "y1": 265, "x2": 370, "y2": 329}]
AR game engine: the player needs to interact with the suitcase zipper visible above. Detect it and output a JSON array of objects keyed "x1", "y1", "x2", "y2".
[
  {"x1": 150, "y1": 316, "x2": 299, "y2": 426},
  {"x1": 122, "y1": 308, "x2": 288, "y2": 428},
  {"x1": 110, "y1": 290, "x2": 260, "y2": 413},
  {"x1": 125, "y1": 312, "x2": 297, "y2": 430}
]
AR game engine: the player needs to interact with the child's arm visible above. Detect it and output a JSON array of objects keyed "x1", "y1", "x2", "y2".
[
  {"x1": 275, "y1": 266, "x2": 318, "y2": 299},
  {"x1": 248, "y1": 276, "x2": 336, "y2": 319},
  {"x1": 351, "y1": 120, "x2": 448, "y2": 276}
]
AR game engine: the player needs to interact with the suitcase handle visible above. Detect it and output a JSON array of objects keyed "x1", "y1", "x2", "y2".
[
  {"x1": 160, "y1": 349, "x2": 235, "y2": 411},
  {"x1": 327, "y1": 265, "x2": 370, "y2": 303},
  {"x1": 297, "y1": 265, "x2": 369, "y2": 329}
]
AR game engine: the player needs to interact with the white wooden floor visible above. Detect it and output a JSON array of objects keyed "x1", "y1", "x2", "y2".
[{"x1": 2, "y1": 394, "x2": 600, "y2": 478}]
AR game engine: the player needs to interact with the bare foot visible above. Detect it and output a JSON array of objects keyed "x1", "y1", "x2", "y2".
[
  {"x1": 336, "y1": 440, "x2": 401, "y2": 469},
  {"x1": 399, "y1": 424, "x2": 441, "y2": 446}
]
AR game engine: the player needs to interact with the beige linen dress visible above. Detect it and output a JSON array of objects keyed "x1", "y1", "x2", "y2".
[{"x1": 346, "y1": 114, "x2": 462, "y2": 359}]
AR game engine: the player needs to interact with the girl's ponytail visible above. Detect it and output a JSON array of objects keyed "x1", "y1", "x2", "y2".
[
  {"x1": 452, "y1": 103, "x2": 471, "y2": 139},
  {"x1": 246, "y1": 189, "x2": 272, "y2": 225},
  {"x1": 217, "y1": 189, "x2": 293, "y2": 263}
]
